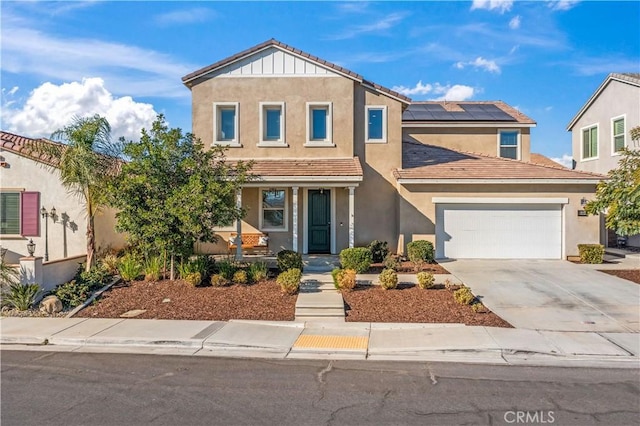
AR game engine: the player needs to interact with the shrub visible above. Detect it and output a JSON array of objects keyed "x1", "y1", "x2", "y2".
[
  {"x1": 383, "y1": 254, "x2": 400, "y2": 271},
  {"x1": 444, "y1": 278, "x2": 461, "y2": 292},
  {"x1": 248, "y1": 261, "x2": 268, "y2": 282},
  {"x1": 216, "y1": 260, "x2": 237, "y2": 280},
  {"x1": 184, "y1": 272, "x2": 202, "y2": 287},
  {"x1": 577, "y1": 244, "x2": 605, "y2": 264},
  {"x1": 99, "y1": 253, "x2": 120, "y2": 275},
  {"x1": 454, "y1": 286, "x2": 475, "y2": 305},
  {"x1": 368, "y1": 240, "x2": 389, "y2": 263},
  {"x1": 471, "y1": 302, "x2": 488, "y2": 313},
  {"x1": 78, "y1": 265, "x2": 111, "y2": 291},
  {"x1": 277, "y1": 268, "x2": 302, "y2": 295},
  {"x1": 143, "y1": 256, "x2": 162, "y2": 281},
  {"x1": 339, "y1": 247, "x2": 372, "y2": 273},
  {"x1": 378, "y1": 268, "x2": 398, "y2": 290},
  {"x1": 210, "y1": 274, "x2": 229, "y2": 287},
  {"x1": 407, "y1": 240, "x2": 434, "y2": 270},
  {"x1": 1, "y1": 283, "x2": 41, "y2": 311},
  {"x1": 55, "y1": 280, "x2": 90, "y2": 308},
  {"x1": 277, "y1": 250, "x2": 303, "y2": 272},
  {"x1": 416, "y1": 272, "x2": 435, "y2": 289},
  {"x1": 331, "y1": 268, "x2": 343, "y2": 289},
  {"x1": 338, "y1": 269, "x2": 357, "y2": 291},
  {"x1": 233, "y1": 270, "x2": 248, "y2": 285},
  {"x1": 118, "y1": 255, "x2": 142, "y2": 282}
]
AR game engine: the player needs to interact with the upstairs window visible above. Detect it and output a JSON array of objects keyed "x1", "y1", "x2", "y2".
[
  {"x1": 213, "y1": 102, "x2": 239, "y2": 146},
  {"x1": 582, "y1": 125, "x2": 598, "y2": 160},
  {"x1": 365, "y1": 105, "x2": 387, "y2": 143},
  {"x1": 306, "y1": 102, "x2": 333, "y2": 146},
  {"x1": 498, "y1": 130, "x2": 520, "y2": 160},
  {"x1": 612, "y1": 116, "x2": 625, "y2": 153},
  {"x1": 259, "y1": 102, "x2": 286, "y2": 146}
]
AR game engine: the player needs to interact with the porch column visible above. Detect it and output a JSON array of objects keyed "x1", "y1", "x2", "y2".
[
  {"x1": 235, "y1": 189, "x2": 243, "y2": 261},
  {"x1": 348, "y1": 186, "x2": 355, "y2": 248},
  {"x1": 292, "y1": 186, "x2": 299, "y2": 253}
]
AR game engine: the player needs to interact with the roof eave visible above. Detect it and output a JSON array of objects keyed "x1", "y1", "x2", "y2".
[
  {"x1": 402, "y1": 122, "x2": 536, "y2": 128},
  {"x1": 396, "y1": 178, "x2": 602, "y2": 185}
]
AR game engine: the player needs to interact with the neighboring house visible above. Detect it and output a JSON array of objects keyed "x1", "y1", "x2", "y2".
[
  {"x1": 567, "y1": 72, "x2": 640, "y2": 247},
  {"x1": 179, "y1": 39, "x2": 603, "y2": 260},
  {"x1": 0, "y1": 131, "x2": 125, "y2": 265}
]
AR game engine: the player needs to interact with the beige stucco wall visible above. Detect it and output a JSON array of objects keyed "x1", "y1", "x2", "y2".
[
  {"x1": 571, "y1": 79, "x2": 640, "y2": 174},
  {"x1": 191, "y1": 76, "x2": 355, "y2": 158},
  {"x1": 403, "y1": 126, "x2": 532, "y2": 162},
  {"x1": 0, "y1": 150, "x2": 125, "y2": 264},
  {"x1": 397, "y1": 183, "x2": 600, "y2": 258}
]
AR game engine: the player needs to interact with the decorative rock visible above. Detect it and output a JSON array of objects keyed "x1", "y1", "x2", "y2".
[
  {"x1": 162, "y1": 298, "x2": 171, "y2": 303},
  {"x1": 120, "y1": 309, "x2": 147, "y2": 318},
  {"x1": 39, "y1": 295, "x2": 63, "y2": 314}
]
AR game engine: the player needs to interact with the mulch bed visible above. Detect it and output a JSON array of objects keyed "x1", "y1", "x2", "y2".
[
  {"x1": 77, "y1": 279, "x2": 296, "y2": 321},
  {"x1": 342, "y1": 284, "x2": 513, "y2": 327},
  {"x1": 366, "y1": 261, "x2": 450, "y2": 274},
  {"x1": 599, "y1": 269, "x2": 640, "y2": 285}
]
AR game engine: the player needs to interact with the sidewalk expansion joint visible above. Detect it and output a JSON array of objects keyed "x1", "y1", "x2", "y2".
[{"x1": 293, "y1": 335, "x2": 368, "y2": 350}]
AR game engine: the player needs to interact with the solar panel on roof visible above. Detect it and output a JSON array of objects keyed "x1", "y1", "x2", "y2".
[
  {"x1": 411, "y1": 111, "x2": 436, "y2": 120},
  {"x1": 451, "y1": 112, "x2": 474, "y2": 120},
  {"x1": 489, "y1": 112, "x2": 516, "y2": 121},
  {"x1": 469, "y1": 112, "x2": 495, "y2": 120},
  {"x1": 431, "y1": 111, "x2": 455, "y2": 120}
]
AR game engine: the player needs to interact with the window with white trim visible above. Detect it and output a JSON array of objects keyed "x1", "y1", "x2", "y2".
[
  {"x1": 259, "y1": 102, "x2": 286, "y2": 146},
  {"x1": 306, "y1": 102, "x2": 333, "y2": 146},
  {"x1": 213, "y1": 102, "x2": 239, "y2": 146},
  {"x1": 259, "y1": 189, "x2": 288, "y2": 231},
  {"x1": 582, "y1": 125, "x2": 598, "y2": 160},
  {"x1": 612, "y1": 116, "x2": 625, "y2": 153},
  {"x1": 498, "y1": 130, "x2": 520, "y2": 160},
  {"x1": 365, "y1": 105, "x2": 387, "y2": 143}
]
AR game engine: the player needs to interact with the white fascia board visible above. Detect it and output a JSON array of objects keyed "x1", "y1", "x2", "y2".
[
  {"x1": 362, "y1": 82, "x2": 411, "y2": 105},
  {"x1": 402, "y1": 122, "x2": 536, "y2": 128},
  {"x1": 432, "y1": 197, "x2": 570, "y2": 204},
  {"x1": 397, "y1": 178, "x2": 602, "y2": 185},
  {"x1": 244, "y1": 181, "x2": 360, "y2": 188}
]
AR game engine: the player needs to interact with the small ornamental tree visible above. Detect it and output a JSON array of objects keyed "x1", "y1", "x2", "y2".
[
  {"x1": 585, "y1": 127, "x2": 640, "y2": 237},
  {"x1": 109, "y1": 115, "x2": 252, "y2": 278}
]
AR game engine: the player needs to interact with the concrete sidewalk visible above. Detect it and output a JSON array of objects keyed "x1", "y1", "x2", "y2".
[{"x1": 1, "y1": 317, "x2": 638, "y2": 368}]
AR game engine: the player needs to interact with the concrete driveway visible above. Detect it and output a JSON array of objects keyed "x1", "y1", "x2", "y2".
[{"x1": 443, "y1": 259, "x2": 640, "y2": 332}]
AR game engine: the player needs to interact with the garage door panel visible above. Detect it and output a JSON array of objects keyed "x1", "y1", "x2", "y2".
[{"x1": 436, "y1": 203, "x2": 562, "y2": 259}]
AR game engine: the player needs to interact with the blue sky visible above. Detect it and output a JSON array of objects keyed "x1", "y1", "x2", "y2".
[{"x1": 2, "y1": 0, "x2": 639, "y2": 166}]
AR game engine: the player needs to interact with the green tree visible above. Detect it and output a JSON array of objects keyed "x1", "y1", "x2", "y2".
[
  {"x1": 43, "y1": 115, "x2": 120, "y2": 271},
  {"x1": 110, "y1": 115, "x2": 252, "y2": 278},
  {"x1": 585, "y1": 127, "x2": 640, "y2": 236}
]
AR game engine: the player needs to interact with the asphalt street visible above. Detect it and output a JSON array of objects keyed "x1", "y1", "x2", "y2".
[{"x1": 1, "y1": 350, "x2": 639, "y2": 425}]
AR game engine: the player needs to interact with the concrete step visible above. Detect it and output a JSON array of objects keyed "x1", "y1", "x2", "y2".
[
  {"x1": 296, "y1": 292, "x2": 343, "y2": 308},
  {"x1": 295, "y1": 307, "x2": 345, "y2": 317},
  {"x1": 294, "y1": 316, "x2": 345, "y2": 323},
  {"x1": 300, "y1": 282, "x2": 337, "y2": 292}
]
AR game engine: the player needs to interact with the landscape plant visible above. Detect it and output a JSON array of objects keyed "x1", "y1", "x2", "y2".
[
  {"x1": 210, "y1": 274, "x2": 229, "y2": 287},
  {"x1": 368, "y1": 240, "x2": 389, "y2": 263},
  {"x1": 338, "y1": 269, "x2": 357, "y2": 291},
  {"x1": 1, "y1": 283, "x2": 41, "y2": 311},
  {"x1": 577, "y1": 244, "x2": 605, "y2": 264},
  {"x1": 339, "y1": 247, "x2": 372, "y2": 273},
  {"x1": 383, "y1": 254, "x2": 400, "y2": 271},
  {"x1": 454, "y1": 286, "x2": 475, "y2": 305},
  {"x1": 407, "y1": 240, "x2": 434, "y2": 271},
  {"x1": 277, "y1": 268, "x2": 302, "y2": 295},
  {"x1": 331, "y1": 268, "x2": 343, "y2": 289},
  {"x1": 118, "y1": 254, "x2": 142, "y2": 282},
  {"x1": 216, "y1": 260, "x2": 238, "y2": 280},
  {"x1": 143, "y1": 256, "x2": 163, "y2": 281},
  {"x1": 232, "y1": 270, "x2": 248, "y2": 285},
  {"x1": 416, "y1": 272, "x2": 435, "y2": 289},
  {"x1": 378, "y1": 268, "x2": 398, "y2": 290},
  {"x1": 248, "y1": 261, "x2": 268, "y2": 282},
  {"x1": 55, "y1": 280, "x2": 90, "y2": 308},
  {"x1": 277, "y1": 250, "x2": 303, "y2": 272}
]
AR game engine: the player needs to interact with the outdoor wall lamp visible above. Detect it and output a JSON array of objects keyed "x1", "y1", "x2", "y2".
[
  {"x1": 40, "y1": 206, "x2": 56, "y2": 261},
  {"x1": 27, "y1": 239, "x2": 36, "y2": 257},
  {"x1": 580, "y1": 197, "x2": 588, "y2": 206}
]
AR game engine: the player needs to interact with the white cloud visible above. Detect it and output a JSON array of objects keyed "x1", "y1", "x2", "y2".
[
  {"x1": 392, "y1": 81, "x2": 475, "y2": 101},
  {"x1": 325, "y1": 12, "x2": 407, "y2": 40},
  {"x1": 545, "y1": 106, "x2": 553, "y2": 111},
  {"x1": 455, "y1": 57, "x2": 501, "y2": 73},
  {"x1": 509, "y1": 15, "x2": 521, "y2": 29},
  {"x1": 470, "y1": 0, "x2": 513, "y2": 13},
  {"x1": 509, "y1": 45, "x2": 520, "y2": 55},
  {"x1": 550, "y1": 154, "x2": 573, "y2": 168},
  {"x1": 1, "y1": 78, "x2": 157, "y2": 142},
  {"x1": 7, "y1": 86, "x2": 19, "y2": 96},
  {"x1": 154, "y1": 7, "x2": 216, "y2": 26},
  {"x1": 1, "y1": 16, "x2": 193, "y2": 99},
  {"x1": 547, "y1": 0, "x2": 580, "y2": 11}
]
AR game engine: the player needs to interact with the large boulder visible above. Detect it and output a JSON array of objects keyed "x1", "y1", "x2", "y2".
[{"x1": 40, "y1": 295, "x2": 63, "y2": 314}]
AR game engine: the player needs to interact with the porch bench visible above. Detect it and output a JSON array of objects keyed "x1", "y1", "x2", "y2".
[{"x1": 228, "y1": 233, "x2": 269, "y2": 254}]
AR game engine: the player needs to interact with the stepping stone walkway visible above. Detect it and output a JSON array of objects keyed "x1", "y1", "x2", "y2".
[{"x1": 296, "y1": 274, "x2": 345, "y2": 322}]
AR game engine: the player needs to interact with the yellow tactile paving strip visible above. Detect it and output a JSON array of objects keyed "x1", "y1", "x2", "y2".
[{"x1": 293, "y1": 335, "x2": 368, "y2": 350}]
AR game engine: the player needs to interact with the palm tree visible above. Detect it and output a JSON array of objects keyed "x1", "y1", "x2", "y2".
[{"x1": 42, "y1": 115, "x2": 119, "y2": 271}]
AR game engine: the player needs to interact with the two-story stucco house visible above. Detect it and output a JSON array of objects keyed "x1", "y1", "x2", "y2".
[
  {"x1": 567, "y1": 73, "x2": 640, "y2": 247},
  {"x1": 183, "y1": 39, "x2": 603, "y2": 260}
]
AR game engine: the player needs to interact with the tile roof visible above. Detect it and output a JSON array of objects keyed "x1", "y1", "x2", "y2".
[
  {"x1": 530, "y1": 153, "x2": 567, "y2": 168},
  {"x1": 232, "y1": 157, "x2": 363, "y2": 180},
  {"x1": 0, "y1": 130, "x2": 64, "y2": 167},
  {"x1": 181, "y1": 38, "x2": 411, "y2": 104},
  {"x1": 394, "y1": 141, "x2": 604, "y2": 181},
  {"x1": 404, "y1": 101, "x2": 535, "y2": 124}
]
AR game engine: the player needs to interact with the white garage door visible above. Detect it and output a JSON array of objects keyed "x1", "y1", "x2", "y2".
[{"x1": 436, "y1": 203, "x2": 562, "y2": 259}]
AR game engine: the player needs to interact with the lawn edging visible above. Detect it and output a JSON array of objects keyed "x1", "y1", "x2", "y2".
[{"x1": 66, "y1": 275, "x2": 122, "y2": 318}]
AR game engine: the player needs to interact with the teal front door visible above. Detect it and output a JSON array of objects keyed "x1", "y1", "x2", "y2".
[{"x1": 308, "y1": 189, "x2": 330, "y2": 253}]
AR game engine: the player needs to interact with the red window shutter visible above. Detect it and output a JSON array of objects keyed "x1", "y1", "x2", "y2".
[{"x1": 20, "y1": 192, "x2": 40, "y2": 236}]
